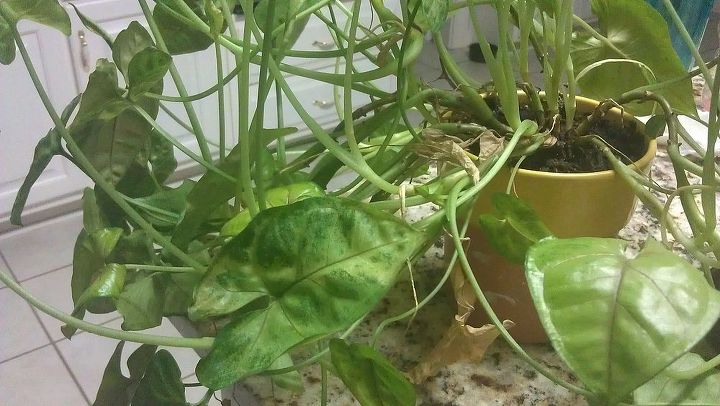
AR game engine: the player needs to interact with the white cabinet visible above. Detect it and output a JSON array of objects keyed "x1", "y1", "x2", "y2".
[
  {"x1": 0, "y1": 21, "x2": 91, "y2": 230},
  {"x1": 0, "y1": 0, "x2": 399, "y2": 230},
  {"x1": 67, "y1": 0, "x2": 235, "y2": 171}
]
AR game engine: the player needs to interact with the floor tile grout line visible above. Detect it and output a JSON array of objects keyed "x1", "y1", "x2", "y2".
[
  {"x1": 16, "y1": 263, "x2": 73, "y2": 285},
  {"x1": 0, "y1": 342, "x2": 55, "y2": 365},
  {"x1": 26, "y1": 295, "x2": 92, "y2": 405}
]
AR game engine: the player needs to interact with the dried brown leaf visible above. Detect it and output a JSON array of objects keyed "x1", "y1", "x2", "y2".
[{"x1": 409, "y1": 316, "x2": 514, "y2": 383}]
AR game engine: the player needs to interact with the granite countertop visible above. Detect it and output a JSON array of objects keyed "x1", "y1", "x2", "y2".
[{"x1": 224, "y1": 146, "x2": 692, "y2": 406}]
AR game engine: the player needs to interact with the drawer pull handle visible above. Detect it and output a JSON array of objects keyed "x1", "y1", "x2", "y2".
[
  {"x1": 78, "y1": 30, "x2": 90, "y2": 72},
  {"x1": 312, "y1": 40, "x2": 334, "y2": 50},
  {"x1": 313, "y1": 100, "x2": 334, "y2": 109}
]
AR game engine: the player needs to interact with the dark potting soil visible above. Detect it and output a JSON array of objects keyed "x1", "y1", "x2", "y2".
[
  {"x1": 517, "y1": 115, "x2": 647, "y2": 173},
  {"x1": 485, "y1": 98, "x2": 648, "y2": 173}
]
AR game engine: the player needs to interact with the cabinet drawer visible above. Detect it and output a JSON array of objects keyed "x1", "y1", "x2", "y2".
[{"x1": 237, "y1": 58, "x2": 396, "y2": 134}]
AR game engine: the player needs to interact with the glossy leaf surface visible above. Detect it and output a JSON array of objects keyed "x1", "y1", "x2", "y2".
[
  {"x1": 572, "y1": 0, "x2": 695, "y2": 115},
  {"x1": 526, "y1": 238, "x2": 720, "y2": 404},
  {"x1": 478, "y1": 193, "x2": 552, "y2": 263},
  {"x1": 62, "y1": 263, "x2": 126, "y2": 338},
  {"x1": 195, "y1": 197, "x2": 425, "y2": 389},
  {"x1": 329, "y1": 339, "x2": 416, "y2": 406},
  {"x1": 219, "y1": 182, "x2": 325, "y2": 237},
  {"x1": 634, "y1": 352, "x2": 720, "y2": 405}
]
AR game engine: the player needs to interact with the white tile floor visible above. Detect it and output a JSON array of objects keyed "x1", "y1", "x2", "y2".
[
  {"x1": 0, "y1": 212, "x2": 219, "y2": 405},
  {"x1": 0, "y1": 39, "x2": 509, "y2": 405}
]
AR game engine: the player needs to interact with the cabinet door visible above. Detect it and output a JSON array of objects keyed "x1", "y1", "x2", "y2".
[
  {"x1": 0, "y1": 21, "x2": 90, "y2": 228},
  {"x1": 68, "y1": 0, "x2": 235, "y2": 173}
]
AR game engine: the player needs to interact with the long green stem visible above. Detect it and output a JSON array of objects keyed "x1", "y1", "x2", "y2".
[
  {"x1": 667, "y1": 352, "x2": 720, "y2": 380},
  {"x1": 252, "y1": 0, "x2": 279, "y2": 211},
  {"x1": 5, "y1": 16, "x2": 204, "y2": 272},
  {"x1": 0, "y1": 269, "x2": 212, "y2": 349},
  {"x1": 215, "y1": 42, "x2": 227, "y2": 160},
  {"x1": 220, "y1": 0, "x2": 259, "y2": 215},
  {"x1": 343, "y1": 0, "x2": 363, "y2": 159},
  {"x1": 132, "y1": 107, "x2": 236, "y2": 183},
  {"x1": 137, "y1": 0, "x2": 212, "y2": 162},
  {"x1": 124, "y1": 264, "x2": 202, "y2": 274},
  {"x1": 660, "y1": 0, "x2": 712, "y2": 83},
  {"x1": 371, "y1": 200, "x2": 472, "y2": 347},
  {"x1": 445, "y1": 182, "x2": 594, "y2": 399}
]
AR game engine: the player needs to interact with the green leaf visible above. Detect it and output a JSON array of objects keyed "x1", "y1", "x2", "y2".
[
  {"x1": 148, "y1": 130, "x2": 177, "y2": 184},
  {"x1": 128, "y1": 47, "x2": 171, "y2": 98},
  {"x1": 70, "y1": 61, "x2": 157, "y2": 184},
  {"x1": 219, "y1": 182, "x2": 325, "y2": 237},
  {"x1": 133, "y1": 181, "x2": 194, "y2": 229},
  {"x1": 421, "y1": 0, "x2": 450, "y2": 33},
  {"x1": 0, "y1": 0, "x2": 71, "y2": 36},
  {"x1": 93, "y1": 342, "x2": 132, "y2": 406},
  {"x1": 112, "y1": 22, "x2": 155, "y2": 80},
  {"x1": 69, "y1": 4, "x2": 113, "y2": 48},
  {"x1": 62, "y1": 264, "x2": 126, "y2": 339},
  {"x1": 172, "y1": 143, "x2": 243, "y2": 249},
  {"x1": 127, "y1": 344, "x2": 159, "y2": 380},
  {"x1": 112, "y1": 230, "x2": 155, "y2": 265},
  {"x1": 478, "y1": 193, "x2": 553, "y2": 263},
  {"x1": 92, "y1": 344, "x2": 170, "y2": 406},
  {"x1": 117, "y1": 274, "x2": 165, "y2": 331},
  {"x1": 132, "y1": 350, "x2": 186, "y2": 406},
  {"x1": 255, "y1": 0, "x2": 314, "y2": 50},
  {"x1": 0, "y1": 16, "x2": 15, "y2": 65},
  {"x1": 172, "y1": 128, "x2": 299, "y2": 248},
  {"x1": 634, "y1": 352, "x2": 720, "y2": 405},
  {"x1": 571, "y1": 0, "x2": 695, "y2": 116},
  {"x1": 154, "y1": 0, "x2": 214, "y2": 55},
  {"x1": 329, "y1": 339, "x2": 416, "y2": 406},
  {"x1": 526, "y1": 238, "x2": 720, "y2": 404},
  {"x1": 162, "y1": 272, "x2": 202, "y2": 316},
  {"x1": 195, "y1": 197, "x2": 426, "y2": 389},
  {"x1": 90, "y1": 228, "x2": 124, "y2": 260},
  {"x1": 11, "y1": 94, "x2": 82, "y2": 225},
  {"x1": 269, "y1": 353, "x2": 303, "y2": 393},
  {"x1": 645, "y1": 114, "x2": 667, "y2": 139}
]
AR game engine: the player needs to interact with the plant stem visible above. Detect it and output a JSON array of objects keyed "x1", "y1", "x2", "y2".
[
  {"x1": 445, "y1": 182, "x2": 594, "y2": 399},
  {"x1": 0, "y1": 268, "x2": 212, "y2": 349},
  {"x1": 4, "y1": 16, "x2": 204, "y2": 272},
  {"x1": 667, "y1": 352, "x2": 720, "y2": 380},
  {"x1": 220, "y1": 0, "x2": 259, "y2": 215},
  {"x1": 133, "y1": 106, "x2": 236, "y2": 182},
  {"x1": 343, "y1": 0, "x2": 363, "y2": 160},
  {"x1": 252, "y1": 0, "x2": 279, "y2": 211},
  {"x1": 320, "y1": 362, "x2": 328, "y2": 406},
  {"x1": 660, "y1": 0, "x2": 713, "y2": 84},
  {"x1": 159, "y1": 102, "x2": 195, "y2": 133},
  {"x1": 137, "y1": 0, "x2": 212, "y2": 162},
  {"x1": 371, "y1": 202, "x2": 472, "y2": 347},
  {"x1": 215, "y1": 42, "x2": 227, "y2": 160},
  {"x1": 124, "y1": 264, "x2": 202, "y2": 274}
]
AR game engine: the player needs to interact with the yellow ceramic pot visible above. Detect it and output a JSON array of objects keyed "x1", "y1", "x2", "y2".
[{"x1": 462, "y1": 96, "x2": 657, "y2": 343}]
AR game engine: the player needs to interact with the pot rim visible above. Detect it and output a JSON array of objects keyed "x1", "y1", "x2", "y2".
[{"x1": 487, "y1": 94, "x2": 657, "y2": 180}]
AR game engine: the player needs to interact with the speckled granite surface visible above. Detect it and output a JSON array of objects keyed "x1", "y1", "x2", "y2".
[{"x1": 221, "y1": 146, "x2": 693, "y2": 406}]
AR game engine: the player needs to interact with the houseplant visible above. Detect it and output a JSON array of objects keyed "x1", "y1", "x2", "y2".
[{"x1": 0, "y1": 0, "x2": 718, "y2": 406}]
